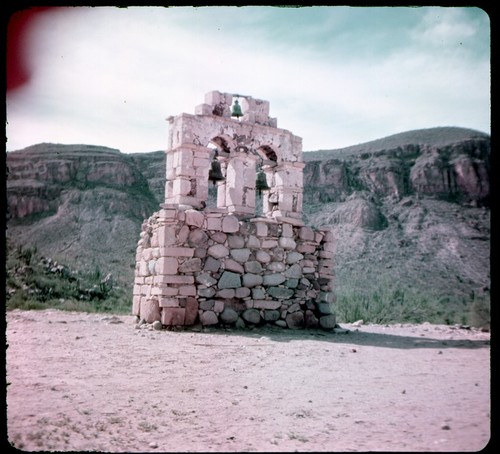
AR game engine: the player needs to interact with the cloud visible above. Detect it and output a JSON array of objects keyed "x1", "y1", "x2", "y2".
[{"x1": 6, "y1": 6, "x2": 490, "y2": 153}]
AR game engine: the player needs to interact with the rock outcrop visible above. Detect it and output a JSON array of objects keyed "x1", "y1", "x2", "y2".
[{"x1": 303, "y1": 135, "x2": 490, "y2": 207}]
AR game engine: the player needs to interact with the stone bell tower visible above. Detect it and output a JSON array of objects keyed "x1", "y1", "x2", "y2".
[
  {"x1": 164, "y1": 90, "x2": 305, "y2": 222},
  {"x1": 132, "y1": 91, "x2": 336, "y2": 330}
]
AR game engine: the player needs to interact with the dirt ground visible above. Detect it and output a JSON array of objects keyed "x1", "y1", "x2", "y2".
[{"x1": 5, "y1": 309, "x2": 491, "y2": 452}]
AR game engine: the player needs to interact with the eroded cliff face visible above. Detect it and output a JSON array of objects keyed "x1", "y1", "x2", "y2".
[
  {"x1": 301, "y1": 133, "x2": 490, "y2": 312},
  {"x1": 7, "y1": 144, "x2": 154, "y2": 219},
  {"x1": 303, "y1": 138, "x2": 490, "y2": 206},
  {"x1": 6, "y1": 144, "x2": 158, "y2": 286}
]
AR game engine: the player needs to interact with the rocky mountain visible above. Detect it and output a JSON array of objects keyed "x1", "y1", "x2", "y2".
[
  {"x1": 5, "y1": 144, "x2": 159, "y2": 288},
  {"x1": 301, "y1": 127, "x2": 490, "y2": 324},
  {"x1": 5, "y1": 127, "x2": 490, "y2": 323}
]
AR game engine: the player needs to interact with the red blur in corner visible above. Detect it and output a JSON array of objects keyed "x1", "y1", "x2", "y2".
[{"x1": 6, "y1": 7, "x2": 54, "y2": 93}]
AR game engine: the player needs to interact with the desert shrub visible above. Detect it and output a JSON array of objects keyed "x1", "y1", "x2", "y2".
[
  {"x1": 467, "y1": 294, "x2": 490, "y2": 328},
  {"x1": 5, "y1": 242, "x2": 132, "y2": 315},
  {"x1": 335, "y1": 286, "x2": 437, "y2": 324}
]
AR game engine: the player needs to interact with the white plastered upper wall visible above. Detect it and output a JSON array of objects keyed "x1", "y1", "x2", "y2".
[{"x1": 165, "y1": 90, "x2": 304, "y2": 219}]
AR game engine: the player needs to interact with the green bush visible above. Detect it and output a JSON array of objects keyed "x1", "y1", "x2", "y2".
[
  {"x1": 467, "y1": 294, "x2": 490, "y2": 328},
  {"x1": 5, "y1": 242, "x2": 132, "y2": 315}
]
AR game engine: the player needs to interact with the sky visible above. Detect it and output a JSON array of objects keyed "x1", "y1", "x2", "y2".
[{"x1": 6, "y1": 5, "x2": 491, "y2": 154}]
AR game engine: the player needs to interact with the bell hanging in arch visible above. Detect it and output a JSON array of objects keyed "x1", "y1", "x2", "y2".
[
  {"x1": 255, "y1": 168, "x2": 270, "y2": 197},
  {"x1": 231, "y1": 99, "x2": 243, "y2": 118},
  {"x1": 208, "y1": 158, "x2": 225, "y2": 185}
]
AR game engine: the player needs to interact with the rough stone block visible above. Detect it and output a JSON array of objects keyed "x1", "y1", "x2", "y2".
[
  {"x1": 208, "y1": 244, "x2": 229, "y2": 259},
  {"x1": 162, "y1": 307, "x2": 186, "y2": 326},
  {"x1": 159, "y1": 208, "x2": 178, "y2": 219},
  {"x1": 304, "y1": 310, "x2": 319, "y2": 328},
  {"x1": 198, "y1": 286, "x2": 216, "y2": 298},
  {"x1": 267, "y1": 261, "x2": 285, "y2": 272},
  {"x1": 286, "y1": 251, "x2": 304, "y2": 264},
  {"x1": 196, "y1": 273, "x2": 218, "y2": 287},
  {"x1": 279, "y1": 237, "x2": 297, "y2": 250},
  {"x1": 230, "y1": 248, "x2": 251, "y2": 263},
  {"x1": 178, "y1": 285, "x2": 197, "y2": 296},
  {"x1": 178, "y1": 258, "x2": 203, "y2": 273},
  {"x1": 285, "y1": 278, "x2": 299, "y2": 289},
  {"x1": 140, "y1": 297, "x2": 161, "y2": 323},
  {"x1": 281, "y1": 223, "x2": 294, "y2": 237},
  {"x1": 267, "y1": 287, "x2": 294, "y2": 299},
  {"x1": 319, "y1": 291, "x2": 336, "y2": 304},
  {"x1": 319, "y1": 314, "x2": 336, "y2": 330},
  {"x1": 140, "y1": 285, "x2": 152, "y2": 298},
  {"x1": 297, "y1": 243, "x2": 317, "y2": 254},
  {"x1": 299, "y1": 226, "x2": 315, "y2": 241},
  {"x1": 253, "y1": 300, "x2": 282, "y2": 310},
  {"x1": 254, "y1": 222, "x2": 268, "y2": 237},
  {"x1": 286, "y1": 311, "x2": 304, "y2": 329},
  {"x1": 213, "y1": 300, "x2": 225, "y2": 313},
  {"x1": 222, "y1": 215, "x2": 240, "y2": 233},
  {"x1": 218, "y1": 271, "x2": 242, "y2": 289},
  {"x1": 220, "y1": 307, "x2": 239, "y2": 324},
  {"x1": 185, "y1": 209, "x2": 205, "y2": 228},
  {"x1": 242, "y1": 273, "x2": 263, "y2": 287},
  {"x1": 132, "y1": 295, "x2": 141, "y2": 316},
  {"x1": 206, "y1": 217, "x2": 222, "y2": 231},
  {"x1": 261, "y1": 239, "x2": 279, "y2": 249},
  {"x1": 195, "y1": 103, "x2": 212, "y2": 115},
  {"x1": 245, "y1": 261, "x2": 263, "y2": 274},
  {"x1": 263, "y1": 273, "x2": 286, "y2": 286},
  {"x1": 284, "y1": 264, "x2": 302, "y2": 279},
  {"x1": 153, "y1": 284, "x2": 179, "y2": 296},
  {"x1": 216, "y1": 288, "x2": 236, "y2": 299},
  {"x1": 158, "y1": 225, "x2": 177, "y2": 247},
  {"x1": 159, "y1": 297, "x2": 180, "y2": 308},
  {"x1": 155, "y1": 275, "x2": 195, "y2": 285},
  {"x1": 246, "y1": 235, "x2": 261, "y2": 248},
  {"x1": 255, "y1": 250, "x2": 271, "y2": 263},
  {"x1": 235, "y1": 287, "x2": 251, "y2": 298},
  {"x1": 224, "y1": 259, "x2": 245, "y2": 274},
  {"x1": 199, "y1": 300, "x2": 215, "y2": 310},
  {"x1": 210, "y1": 231, "x2": 227, "y2": 244},
  {"x1": 185, "y1": 297, "x2": 199, "y2": 325},
  {"x1": 200, "y1": 310, "x2": 219, "y2": 325},
  {"x1": 323, "y1": 241, "x2": 336, "y2": 253},
  {"x1": 252, "y1": 288, "x2": 266, "y2": 299},
  {"x1": 138, "y1": 260, "x2": 149, "y2": 277},
  {"x1": 188, "y1": 229, "x2": 209, "y2": 247},
  {"x1": 287, "y1": 303, "x2": 301, "y2": 313},
  {"x1": 227, "y1": 234, "x2": 245, "y2": 248},
  {"x1": 263, "y1": 310, "x2": 281, "y2": 321},
  {"x1": 204, "y1": 256, "x2": 221, "y2": 272},
  {"x1": 155, "y1": 257, "x2": 179, "y2": 275},
  {"x1": 160, "y1": 247, "x2": 195, "y2": 257},
  {"x1": 242, "y1": 308, "x2": 261, "y2": 324}
]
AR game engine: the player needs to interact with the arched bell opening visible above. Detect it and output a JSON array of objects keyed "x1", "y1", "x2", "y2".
[
  {"x1": 206, "y1": 135, "x2": 234, "y2": 210},
  {"x1": 257, "y1": 145, "x2": 278, "y2": 164},
  {"x1": 255, "y1": 145, "x2": 277, "y2": 217}
]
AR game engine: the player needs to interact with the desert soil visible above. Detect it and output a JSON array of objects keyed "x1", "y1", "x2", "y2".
[{"x1": 5, "y1": 309, "x2": 491, "y2": 452}]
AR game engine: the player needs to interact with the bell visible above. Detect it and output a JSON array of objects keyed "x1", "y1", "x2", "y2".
[
  {"x1": 208, "y1": 158, "x2": 225, "y2": 185},
  {"x1": 231, "y1": 99, "x2": 243, "y2": 118},
  {"x1": 255, "y1": 169, "x2": 270, "y2": 196}
]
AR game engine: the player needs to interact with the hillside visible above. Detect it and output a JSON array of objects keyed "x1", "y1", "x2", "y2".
[
  {"x1": 6, "y1": 143, "x2": 158, "y2": 288},
  {"x1": 5, "y1": 127, "x2": 490, "y2": 325}
]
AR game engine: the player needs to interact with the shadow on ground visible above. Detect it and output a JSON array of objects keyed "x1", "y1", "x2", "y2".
[{"x1": 173, "y1": 324, "x2": 490, "y2": 350}]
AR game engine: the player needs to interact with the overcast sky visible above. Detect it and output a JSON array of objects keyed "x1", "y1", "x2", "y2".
[{"x1": 6, "y1": 5, "x2": 490, "y2": 154}]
